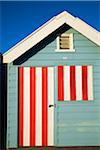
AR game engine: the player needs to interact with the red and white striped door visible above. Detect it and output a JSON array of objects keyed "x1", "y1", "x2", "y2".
[{"x1": 18, "y1": 67, "x2": 54, "y2": 147}]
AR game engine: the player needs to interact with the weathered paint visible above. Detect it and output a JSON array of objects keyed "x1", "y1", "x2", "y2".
[{"x1": 7, "y1": 27, "x2": 100, "y2": 148}]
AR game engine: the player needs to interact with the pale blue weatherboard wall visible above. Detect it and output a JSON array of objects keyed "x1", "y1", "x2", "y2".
[{"x1": 7, "y1": 28, "x2": 100, "y2": 148}]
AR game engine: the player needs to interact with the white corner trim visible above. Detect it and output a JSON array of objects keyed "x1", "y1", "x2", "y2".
[{"x1": 3, "y1": 11, "x2": 100, "y2": 63}]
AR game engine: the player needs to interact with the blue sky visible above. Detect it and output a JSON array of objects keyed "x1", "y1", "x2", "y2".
[{"x1": 0, "y1": 1, "x2": 100, "y2": 53}]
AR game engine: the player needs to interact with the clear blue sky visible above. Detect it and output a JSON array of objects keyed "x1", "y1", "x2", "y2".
[{"x1": 0, "y1": 1, "x2": 100, "y2": 53}]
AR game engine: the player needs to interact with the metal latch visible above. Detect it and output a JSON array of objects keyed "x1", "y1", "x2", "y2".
[{"x1": 49, "y1": 104, "x2": 56, "y2": 108}]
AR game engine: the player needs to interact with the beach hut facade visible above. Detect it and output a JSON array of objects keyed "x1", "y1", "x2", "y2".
[{"x1": 2, "y1": 11, "x2": 100, "y2": 148}]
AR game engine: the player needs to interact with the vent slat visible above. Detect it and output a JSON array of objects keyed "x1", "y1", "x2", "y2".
[
  {"x1": 60, "y1": 45, "x2": 70, "y2": 49},
  {"x1": 60, "y1": 41, "x2": 70, "y2": 44}
]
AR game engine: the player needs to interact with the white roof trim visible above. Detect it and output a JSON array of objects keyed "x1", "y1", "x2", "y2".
[{"x1": 3, "y1": 11, "x2": 100, "y2": 63}]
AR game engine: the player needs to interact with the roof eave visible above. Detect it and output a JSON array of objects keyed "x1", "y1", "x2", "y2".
[{"x1": 3, "y1": 11, "x2": 100, "y2": 63}]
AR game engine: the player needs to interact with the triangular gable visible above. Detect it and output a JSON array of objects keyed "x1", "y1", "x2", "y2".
[{"x1": 3, "y1": 11, "x2": 100, "y2": 63}]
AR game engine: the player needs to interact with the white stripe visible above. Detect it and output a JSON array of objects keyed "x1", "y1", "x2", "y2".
[
  {"x1": 64, "y1": 66, "x2": 70, "y2": 101},
  {"x1": 36, "y1": 67, "x2": 42, "y2": 146},
  {"x1": 88, "y1": 66, "x2": 93, "y2": 100},
  {"x1": 76, "y1": 66, "x2": 82, "y2": 100},
  {"x1": 23, "y1": 67, "x2": 30, "y2": 146},
  {"x1": 48, "y1": 67, "x2": 54, "y2": 145}
]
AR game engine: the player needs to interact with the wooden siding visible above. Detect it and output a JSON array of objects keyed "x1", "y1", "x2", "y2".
[
  {"x1": 7, "y1": 65, "x2": 18, "y2": 148},
  {"x1": 7, "y1": 28, "x2": 100, "y2": 148}
]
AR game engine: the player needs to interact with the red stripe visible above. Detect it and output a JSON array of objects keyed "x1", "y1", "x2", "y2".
[
  {"x1": 70, "y1": 66, "x2": 76, "y2": 100},
  {"x1": 19, "y1": 67, "x2": 24, "y2": 146},
  {"x1": 58, "y1": 66, "x2": 64, "y2": 101},
  {"x1": 82, "y1": 66, "x2": 88, "y2": 100},
  {"x1": 42, "y1": 67, "x2": 48, "y2": 146},
  {"x1": 30, "y1": 67, "x2": 36, "y2": 146}
]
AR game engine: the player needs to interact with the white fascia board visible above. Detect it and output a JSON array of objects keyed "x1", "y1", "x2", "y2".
[
  {"x1": 74, "y1": 18, "x2": 100, "y2": 46},
  {"x1": 3, "y1": 14, "x2": 66, "y2": 63},
  {"x1": 65, "y1": 17, "x2": 100, "y2": 46}
]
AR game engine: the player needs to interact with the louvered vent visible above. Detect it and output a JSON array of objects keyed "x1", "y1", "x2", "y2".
[{"x1": 59, "y1": 35, "x2": 70, "y2": 49}]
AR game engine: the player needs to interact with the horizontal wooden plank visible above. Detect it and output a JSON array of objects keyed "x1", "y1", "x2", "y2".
[
  {"x1": 74, "y1": 40, "x2": 97, "y2": 47},
  {"x1": 57, "y1": 106, "x2": 100, "y2": 113},
  {"x1": 37, "y1": 46, "x2": 100, "y2": 53},
  {"x1": 57, "y1": 126, "x2": 100, "y2": 133},
  {"x1": 28, "y1": 53, "x2": 100, "y2": 60},
  {"x1": 57, "y1": 120, "x2": 100, "y2": 126},
  {"x1": 56, "y1": 133, "x2": 100, "y2": 146},
  {"x1": 30, "y1": 52, "x2": 100, "y2": 58},
  {"x1": 57, "y1": 113, "x2": 100, "y2": 122}
]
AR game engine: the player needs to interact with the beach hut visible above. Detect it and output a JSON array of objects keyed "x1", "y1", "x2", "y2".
[{"x1": 2, "y1": 11, "x2": 100, "y2": 148}]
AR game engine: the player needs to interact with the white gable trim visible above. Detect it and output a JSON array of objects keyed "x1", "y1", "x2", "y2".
[{"x1": 3, "y1": 11, "x2": 100, "y2": 63}]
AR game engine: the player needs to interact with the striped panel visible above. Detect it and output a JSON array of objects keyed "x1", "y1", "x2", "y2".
[
  {"x1": 70, "y1": 66, "x2": 76, "y2": 100},
  {"x1": 58, "y1": 66, "x2": 64, "y2": 101},
  {"x1": 19, "y1": 67, "x2": 24, "y2": 146},
  {"x1": 76, "y1": 66, "x2": 82, "y2": 100},
  {"x1": 19, "y1": 67, "x2": 54, "y2": 147},
  {"x1": 82, "y1": 66, "x2": 88, "y2": 100},
  {"x1": 64, "y1": 66, "x2": 70, "y2": 101},
  {"x1": 48, "y1": 67, "x2": 54, "y2": 145},
  {"x1": 23, "y1": 68, "x2": 30, "y2": 146},
  {"x1": 30, "y1": 67, "x2": 36, "y2": 146},
  {"x1": 58, "y1": 65, "x2": 93, "y2": 101},
  {"x1": 36, "y1": 67, "x2": 42, "y2": 146},
  {"x1": 88, "y1": 66, "x2": 93, "y2": 100},
  {"x1": 42, "y1": 67, "x2": 48, "y2": 146}
]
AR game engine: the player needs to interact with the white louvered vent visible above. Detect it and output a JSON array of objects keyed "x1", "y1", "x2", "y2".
[{"x1": 56, "y1": 33, "x2": 75, "y2": 52}]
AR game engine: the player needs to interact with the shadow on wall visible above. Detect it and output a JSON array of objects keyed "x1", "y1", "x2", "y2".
[
  {"x1": 0, "y1": 54, "x2": 7, "y2": 150},
  {"x1": 14, "y1": 24, "x2": 70, "y2": 65}
]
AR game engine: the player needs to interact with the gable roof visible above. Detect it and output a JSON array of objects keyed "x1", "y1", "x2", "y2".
[{"x1": 3, "y1": 11, "x2": 100, "y2": 63}]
